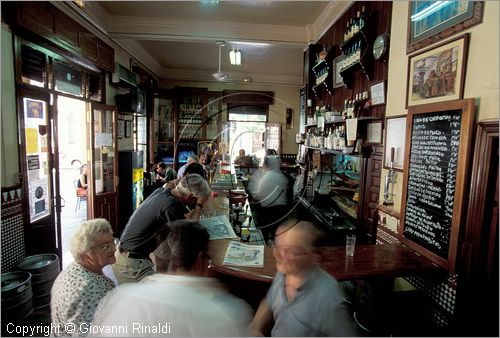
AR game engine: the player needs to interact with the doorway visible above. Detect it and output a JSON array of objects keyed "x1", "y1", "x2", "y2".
[{"x1": 56, "y1": 96, "x2": 88, "y2": 268}]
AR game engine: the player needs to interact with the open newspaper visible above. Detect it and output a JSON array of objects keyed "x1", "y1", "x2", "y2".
[
  {"x1": 223, "y1": 241, "x2": 264, "y2": 267},
  {"x1": 198, "y1": 215, "x2": 238, "y2": 240}
]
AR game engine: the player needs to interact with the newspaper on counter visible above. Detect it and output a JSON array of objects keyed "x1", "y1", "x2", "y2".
[
  {"x1": 223, "y1": 241, "x2": 264, "y2": 267},
  {"x1": 198, "y1": 215, "x2": 238, "y2": 240}
]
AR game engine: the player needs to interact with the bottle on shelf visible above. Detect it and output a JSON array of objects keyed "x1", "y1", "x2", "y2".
[
  {"x1": 354, "y1": 11, "x2": 360, "y2": 34},
  {"x1": 342, "y1": 99, "x2": 348, "y2": 121},
  {"x1": 359, "y1": 6, "x2": 366, "y2": 30}
]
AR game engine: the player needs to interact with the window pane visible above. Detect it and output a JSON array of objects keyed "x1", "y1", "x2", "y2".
[{"x1": 54, "y1": 61, "x2": 83, "y2": 96}]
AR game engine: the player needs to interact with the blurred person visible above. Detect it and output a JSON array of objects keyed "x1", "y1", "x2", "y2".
[
  {"x1": 91, "y1": 220, "x2": 253, "y2": 337},
  {"x1": 198, "y1": 153, "x2": 211, "y2": 176},
  {"x1": 163, "y1": 162, "x2": 209, "y2": 220},
  {"x1": 234, "y1": 148, "x2": 246, "y2": 165},
  {"x1": 155, "y1": 162, "x2": 176, "y2": 188},
  {"x1": 200, "y1": 143, "x2": 218, "y2": 168},
  {"x1": 266, "y1": 148, "x2": 278, "y2": 156},
  {"x1": 112, "y1": 174, "x2": 211, "y2": 284},
  {"x1": 248, "y1": 155, "x2": 288, "y2": 243},
  {"x1": 177, "y1": 154, "x2": 199, "y2": 178},
  {"x1": 248, "y1": 220, "x2": 358, "y2": 337},
  {"x1": 51, "y1": 219, "x2": 116, "y2": 337},
  {"x1": 77, "y1": 164, "x2": 88, "y2": 196}
]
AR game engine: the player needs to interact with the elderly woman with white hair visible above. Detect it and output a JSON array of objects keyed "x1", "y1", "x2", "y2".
[
  {"x1": 113, "y1": 173, "x2": 211, "y2": 284},
  {"x1": 50, "y1": 218, "x2": 116, "y2": 337}
]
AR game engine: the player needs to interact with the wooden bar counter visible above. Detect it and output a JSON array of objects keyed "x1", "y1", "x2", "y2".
[{"x1": 207, "y1": 239, "x2": 441, "y2": 283}]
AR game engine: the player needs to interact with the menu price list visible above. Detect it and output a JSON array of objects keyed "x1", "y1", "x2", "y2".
[{"x1": 404, "y1": 111, "x2": 461, "y2": 258}]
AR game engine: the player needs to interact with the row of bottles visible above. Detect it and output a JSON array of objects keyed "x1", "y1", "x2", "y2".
[
  {"x1": 305, "y1": 125, "x2": 348, "y2": 151},
  {"x1": 342, "y1": 91, "x2": 369, "y2": 120},
  {"x1": 314, "y1": 64, "x2": 329, "y2": 85},
  {"x1": 343, "y1": 6, "x2": 366, "y2": 42},
  {"x1": 339, "y1": 40, "x2": 363, "y2": 71}
]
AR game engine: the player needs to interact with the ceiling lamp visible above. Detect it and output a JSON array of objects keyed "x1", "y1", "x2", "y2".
[
  {"x1": 229, "y1": 49, "x2": 241, "y2": 66},
  {"x1": 212, "y1": 41, "x2": 228, "y2": 80}
]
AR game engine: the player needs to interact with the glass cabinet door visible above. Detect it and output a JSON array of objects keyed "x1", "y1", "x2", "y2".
[{"x1": 89, "y1": 103, "x2": 118, "y2": 232}]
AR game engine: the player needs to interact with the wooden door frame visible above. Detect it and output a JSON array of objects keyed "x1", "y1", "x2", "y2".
[{"x1": 88, "y1": 102, "x2": 119, "y2": 232}]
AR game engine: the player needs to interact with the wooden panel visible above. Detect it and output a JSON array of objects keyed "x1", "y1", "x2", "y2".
[
  {"x1": 222, "y1": 90, "x2": 274, "y2": 105},
  {"x1": 97, "y1": 44, "x2": 114, "y2": 72},
  {"x1": 18, "y1": 2, "x2": 55, "y2": 38},
  {"x1": 79, "y1": 32, "x2": 98, "y2": 62},
  {"x1": 454, "y1": 120, "x2": 498, "y2": 336},
  {"x1": 54, "y1": 15, "x2": 79, "y2": 52}
]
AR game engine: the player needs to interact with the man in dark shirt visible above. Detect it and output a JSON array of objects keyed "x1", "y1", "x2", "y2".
[{"x1": 112, "y1": 174, "x2": 211, "y2": 284}]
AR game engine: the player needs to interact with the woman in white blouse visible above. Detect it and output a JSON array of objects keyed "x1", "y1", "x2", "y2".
[{"x1": 50, "y1": 219, "x2": 116, "y2": 336}]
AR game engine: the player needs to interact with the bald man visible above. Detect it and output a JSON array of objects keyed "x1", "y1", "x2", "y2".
[{"x1": 248, "y1": 220, "x2": 359, "y2": 336}]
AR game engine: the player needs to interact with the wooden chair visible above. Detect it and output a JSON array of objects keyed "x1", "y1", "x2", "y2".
[{"x1": 74, "y1": 179, "x2": 87, "y2": 212}]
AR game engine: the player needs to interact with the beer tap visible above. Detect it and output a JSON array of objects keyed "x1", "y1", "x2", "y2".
[{"x1": 383, "y1": 147, "x2": 397, "y2": 206}]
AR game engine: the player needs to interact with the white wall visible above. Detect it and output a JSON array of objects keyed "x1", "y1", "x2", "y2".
[{"x1": 380, "y1": 1, "x2": 499, "y2": 213}]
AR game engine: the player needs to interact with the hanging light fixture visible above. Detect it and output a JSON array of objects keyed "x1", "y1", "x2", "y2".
[
  {"x1": 229, "y1": 49, "x2": 241, "y2": 66},
  {"x1": 212, "y1": 41, "x2": 228, "y2": 80}
]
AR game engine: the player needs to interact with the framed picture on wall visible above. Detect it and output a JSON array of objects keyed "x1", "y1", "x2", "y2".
[
  {"x1": 383, "y1": 115, "x2": 407, "y2": 171},
  {"x1": 406, "y1": 34, "x2": 469, "y2": 107},
  {"x1": 125, "y1": 120, "x2": 132, "y2": 138},
  {"x1": 366, "y1": 120, "x2": 383, "y2": 145},
  {"x1": 333, "y1": 55, "x2": 345, "y2": 88},
  {"x1": 369, "y1": 80, "x2": 386, "y2": 106},
  {"x1": 117, "y1": 119, "x2": 124, "y2": 139},
  {"x1": 407, "y1": 1, "x2": 483, "y2": 54}
]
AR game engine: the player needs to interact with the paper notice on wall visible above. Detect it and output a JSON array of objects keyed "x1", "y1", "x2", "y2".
[
  {"x1": 95, "y1": 133, "x2": 113, "y2": 147},
  {"x1": 346, "y1": 118, "x2": 358, "y2": 141},
  {"x1": 26, "y1": 128, "x2": 39, "y2": 154},
  {"x1": 29, "y1": 178, "x2": 49, "y2": 222}
]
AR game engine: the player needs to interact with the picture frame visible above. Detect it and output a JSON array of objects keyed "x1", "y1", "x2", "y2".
[
  {"x1": 333, "y1": 55, "x2": 345, "y2": 88},
  {"x1": 125, "y1": 120, "x2": 132, "y2": 138},
  {"x1": 407, "y1": 1, "x2": 483, "y2": 54},
  {"x1": 406, "y1": 33, "x2": 469, "y2": 108},
  {"x1": 369, "y1": 80, "x2": 386, "y2": 106},
  {"x1": 117, "y1": 119, "x2": 124, "y2": 139},
  {"x1": 366, "y1": 120, "x2": 383, "y2": 145},
  {"x1": 383, "y1": 116, "x2": 407, "y2": 171}
]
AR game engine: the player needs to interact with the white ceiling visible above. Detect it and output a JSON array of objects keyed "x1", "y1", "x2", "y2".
[{"x1": 62, "y1": 1, "x2": 352, "y2": 86}]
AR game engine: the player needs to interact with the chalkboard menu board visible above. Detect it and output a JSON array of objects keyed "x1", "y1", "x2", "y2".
[{"x1": 400, "y1": 99, "x2": 474, "y2": 272}]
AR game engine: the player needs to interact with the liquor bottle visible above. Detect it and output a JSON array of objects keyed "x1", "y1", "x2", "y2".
[
  {"x1": 342, "y1": 99, "x2": 348, "y2": 121},
  {"x1": 359, "y1": 6, "x2": 366, "y2": 30},
  {"x1": 354, "y1": 11, "x2": 361, "y2": 34}
]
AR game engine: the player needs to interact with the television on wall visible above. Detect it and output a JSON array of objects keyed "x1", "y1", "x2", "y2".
[
  {"x1": 178, "y1": 150, "x2": 195, "y2": 164},
  {"x1": 115, "y1": 88, "x2": 145, "y2": 113}
]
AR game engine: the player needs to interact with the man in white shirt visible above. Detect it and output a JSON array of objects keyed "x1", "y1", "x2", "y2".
[
  {"x1": 91, "y1": 220, "x2": 253, "y2": 337},
  {"x1": 248, "y1": 155, "x2": 289, "y2": 243}
]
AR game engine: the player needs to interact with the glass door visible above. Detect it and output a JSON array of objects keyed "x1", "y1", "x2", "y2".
[{"x1": 88, "y1": 103, "x2": 119, "y2": 233}]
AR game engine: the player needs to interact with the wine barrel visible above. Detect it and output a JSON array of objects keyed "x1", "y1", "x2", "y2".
[
  {"x1": 1, "y1": 271, "x2": 33, "y2": 322},
  {"x1": 16, "y1": 254, "x2": 60, "y2": 309}
]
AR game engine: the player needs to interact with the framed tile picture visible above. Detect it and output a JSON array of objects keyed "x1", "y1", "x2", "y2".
[
  {"x1": 407, "y1": 1, "x2": 483, "y2": 54},
  {"x1": 406, "y1": 34, "x2": 469, "y2": 107}
]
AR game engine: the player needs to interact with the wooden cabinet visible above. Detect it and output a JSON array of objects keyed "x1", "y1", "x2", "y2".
[
  {"x1": 7, "y1": 2, "x2": 114, "y2": 72},
  {"x1": 151, "y1": 88, "x2": 222, "y2": 169}
]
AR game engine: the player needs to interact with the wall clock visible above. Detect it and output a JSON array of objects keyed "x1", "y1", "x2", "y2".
[{"x1": 373, "y1": 33, "x2": 390, "y2": 61}]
